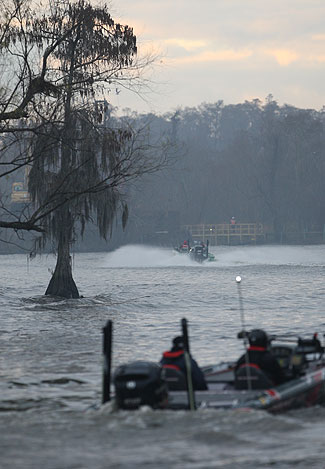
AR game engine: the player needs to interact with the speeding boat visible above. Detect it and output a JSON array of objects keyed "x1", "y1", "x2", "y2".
[
  {"x1": 189, "y1": 240, "x2": 215, "y2": 263},
  {"x1": 102, "y1": 320, "x2": 325, "y2": 413},
  {"x1": 174, "y1": 240, "x2": 215, "y2": 262}
]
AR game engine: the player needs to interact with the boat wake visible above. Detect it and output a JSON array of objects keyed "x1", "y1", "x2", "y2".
[
  {"x1": 102, "y1": 244, "x2": 325, "y2": 268},
  {"x1": 102, "y1": 245, "x2": 196, "y2": 268}
]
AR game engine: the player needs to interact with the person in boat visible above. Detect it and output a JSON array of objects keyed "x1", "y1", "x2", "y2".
[
  {"x1": 177, "y1": 240, "x2": 190, "y2": 253},
  {"x1": 160, "y1": 336, "x2": 208, "y2": 390},
  {"x1": 235, "y1": 329, "x2": 286, "y2": 386},
  {"x1": 190, "y1": 241, "x2": 207, "y2": 259},
  {"x1": 181, "y1": 240, "x2": 189, "y2": 250}
]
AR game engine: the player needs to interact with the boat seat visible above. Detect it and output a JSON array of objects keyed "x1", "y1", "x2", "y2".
[
  {"x1": 162, "y1": 367, "x2": 187, "y2": 391},
  {"x1": 234, "y1": 364, "x2": 274, "y2": 390}
]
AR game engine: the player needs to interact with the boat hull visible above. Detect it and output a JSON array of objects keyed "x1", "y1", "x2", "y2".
[{"x1": 166, "y1": 365, "x2": 325, "y2": 412}]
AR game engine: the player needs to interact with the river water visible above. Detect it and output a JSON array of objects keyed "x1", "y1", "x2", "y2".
[{"x1": 1, "y1": 244, "x2": 325, "y2": 468}]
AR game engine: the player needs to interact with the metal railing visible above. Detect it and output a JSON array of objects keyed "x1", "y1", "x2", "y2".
[{"x1": 183, "y1": 223, "x2": 265, "y2": 245}]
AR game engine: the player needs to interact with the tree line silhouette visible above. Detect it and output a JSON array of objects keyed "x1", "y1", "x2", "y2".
[{"x1": 122, "y1": 96, "x2": 325, "y2": 244}]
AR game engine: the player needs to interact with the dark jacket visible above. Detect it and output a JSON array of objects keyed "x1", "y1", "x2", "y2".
[
  {"x1": 235, "y1": 346, "x2": 286, "y2": 386},
  {"x1": 160, "y1": 349, "x2": 208, "y2": 390}
]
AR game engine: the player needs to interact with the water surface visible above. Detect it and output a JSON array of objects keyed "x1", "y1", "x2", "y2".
[{"x1": 1, "y1": 244, "x2": 325, "y2": 468}]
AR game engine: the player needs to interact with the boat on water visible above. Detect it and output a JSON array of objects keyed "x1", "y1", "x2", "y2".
[
  {"x1": 102, "y1": 319, "x2": 325, "y2": 413},
  {"x1": 166, "y1": 334, "x2": 325, "y2": 412},
  {"x1": 189, "y1": 242, "x2": 215, "y2": 263},
  {"x1": 174, "y1": 240, "x2": 216, "y2": 262}
]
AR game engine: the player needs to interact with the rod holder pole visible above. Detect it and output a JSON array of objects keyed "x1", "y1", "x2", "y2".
[
  {"x1": 102, "y1": 320, "x2": 112, "y2": 404},
  {"x1": 181, "y1": 318, "x2": 196, "y2": 410},
  {"x1": 182, "y1": 317, "x2": 190, "y2": 354}
]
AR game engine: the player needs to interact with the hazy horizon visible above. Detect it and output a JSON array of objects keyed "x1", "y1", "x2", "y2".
[{"x1": 106, "y1": 0, "x2": 325, "y2": 115}]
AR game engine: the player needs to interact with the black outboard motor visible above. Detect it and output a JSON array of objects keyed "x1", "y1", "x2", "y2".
[{"x1": 113, "y1": 361, "x2": 168, "y2": 410}]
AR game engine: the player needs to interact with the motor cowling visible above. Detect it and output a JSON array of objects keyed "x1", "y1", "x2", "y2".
[{"x1": 113, "y1": 361, "x2": 168, "y2": 410}]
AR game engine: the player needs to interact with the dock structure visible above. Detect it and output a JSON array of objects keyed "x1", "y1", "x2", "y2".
[{"x1": 184, "y1": 223, "x2": 265, "y2": 246}]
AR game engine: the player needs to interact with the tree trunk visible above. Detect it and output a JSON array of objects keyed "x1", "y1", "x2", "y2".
[
  {"x1": 45, "y1": 210, "x2": 79, "y2": 299},
  {"x1": 44, "y1": 60, "x2": 80, "y2": 299}
]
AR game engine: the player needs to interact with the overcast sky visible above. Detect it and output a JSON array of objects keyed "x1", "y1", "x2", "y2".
[{"x1": 109, "y1": 0, "x2": 325, "y2": 115}]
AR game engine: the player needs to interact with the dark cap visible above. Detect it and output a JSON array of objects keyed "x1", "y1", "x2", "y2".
[
  {"x1": 172, "y1": 336, "x2": 184, "y2": 350},
  {"x1": 248, "y1": 329, "x2": 268, "y2": 347}
]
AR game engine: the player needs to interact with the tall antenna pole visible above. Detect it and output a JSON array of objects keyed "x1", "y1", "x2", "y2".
[{"x1": 236, "y1": 276, "x2": 252, "y2": 391}]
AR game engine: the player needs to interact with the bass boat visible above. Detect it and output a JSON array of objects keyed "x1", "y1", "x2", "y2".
[
  {"x1": 189, "y1": 243, "x2": 211, "y2": 263},
  {"x1": 189, "y1": 240, "x2": 215, "y2": 263},
  {"x1": 102, "y1": 319, "x2": 325, "y2": 413},
  {"x1": 176, "y1": 239, "x2": 215, "y2": 262}
]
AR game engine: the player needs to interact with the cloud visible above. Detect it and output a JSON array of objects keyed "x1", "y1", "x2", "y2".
[
  {"x1": 164, "y1": 38, "x2": 207, "y2": 51},
  {"x1": 310, "y1": 54, "x2": 325, "y2": 63},
  {"x1": 312, "y1": 34, "x2": 325, "y2": 41},
  {"x1": 173, "y1": 49, "x2": 252, "y2": 65},
  {"x1": 112, "y1": 0, "x2": 325, "y2": 113},
  {"x1": 266, "y1": 49, "x2": 298, "y2": 66}
]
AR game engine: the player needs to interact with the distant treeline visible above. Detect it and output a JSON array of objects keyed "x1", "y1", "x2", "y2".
[
  {"x1": 119, "y1": 96, "x2": 325, "y2": 245},
  {"x1": 4, "y1": 96, "x2": 324, "y2": 253}
]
